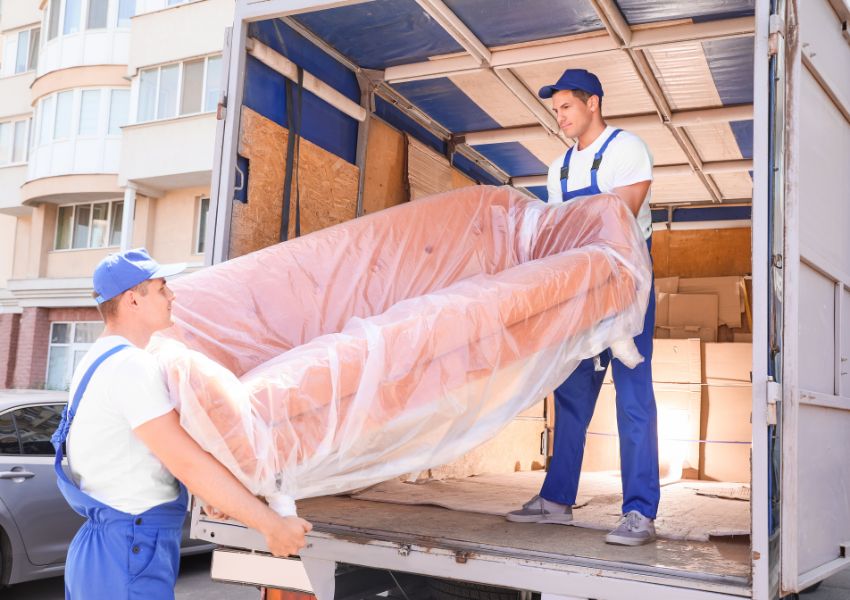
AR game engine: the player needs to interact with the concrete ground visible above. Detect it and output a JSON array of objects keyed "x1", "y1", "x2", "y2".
[{"x1": 5, "y1": 553, "x2": 259, "y2": 599}]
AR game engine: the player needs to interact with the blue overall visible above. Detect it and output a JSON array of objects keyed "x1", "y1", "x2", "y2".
[
  {"x1": 52, "y1": 344, "x2": 188, "y2": 600},
  {"x1": 540, "y1": 128, "x2": 660, "y2": 518}
]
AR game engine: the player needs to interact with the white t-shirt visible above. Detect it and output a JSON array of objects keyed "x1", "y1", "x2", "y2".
[
  {"x1": 67, "y1": 335, "x2": 179, "y2": 515},
  {"x1": 546, "y1": 125, "x2": 654, "y2": 239}
]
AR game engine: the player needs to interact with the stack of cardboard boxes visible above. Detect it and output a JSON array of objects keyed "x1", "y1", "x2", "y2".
[
  {"x1": 655, "y1": 275, "x2": 752, "y2": 343},
  {"x1": 582, "y1": 274, "x2": 753, "y2": 483}
]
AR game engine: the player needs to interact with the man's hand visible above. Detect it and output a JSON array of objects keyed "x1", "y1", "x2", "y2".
[{"x1": 261, "y1": 516, "x2": 313, "y2": 557}]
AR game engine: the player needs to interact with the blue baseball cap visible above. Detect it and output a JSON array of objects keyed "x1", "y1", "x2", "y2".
[
  {"x1": 93, "y1": 248, "x2": 185, "y2": 304},
  {"x1": 538, "y1": 68, "x2": 604, "y2": 99}
]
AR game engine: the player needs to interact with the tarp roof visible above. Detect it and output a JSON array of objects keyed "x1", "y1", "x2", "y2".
[{"x1": 247, "y1": 0, "x2": 755, "y2": 209}]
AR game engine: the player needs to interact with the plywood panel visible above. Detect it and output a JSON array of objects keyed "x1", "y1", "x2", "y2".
[
  {"x1": 231, "y1": 107, "x2": 359, "y2": 258},
  {"x1": 651, "y1": 228, "x2": 751, "y2": 279},
  {"x1": 362, "y1": 117, "x2": 408, "y2": 215}
]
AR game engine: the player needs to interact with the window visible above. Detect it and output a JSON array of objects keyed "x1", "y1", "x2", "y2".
[
  {"x1": 0, "y1": 411, "x2": 21, "y2": 455},
  {"x1": 0, "y1": 119, "x2": 28, "y2": 165},
  {"x1": 78, "y1": 89, "x2": 100, "y2": 135},
  {"x1": 15, "y1": 30, "x2": 30, "y2": 73},
  {"x1": 63, "y1": 0, "x2": 81, "y2": 35},
  {"x1": 54, "y1": 199, "x2": 123, "y2": 250},
  {"x1": 15, "y1": 405, "x2": 64, "y2": 455},
  {"x1": 47, "y1": 322, "x2": 104, "y2": 391},
  {"x1": 108, "y1": 89, "x2": 129, "y2": 134},
  {"x1": 0, "y1": 123, "x2": 10, "y2": 164},
  {"x1": 157, "y1": 63, "x2": 178, "y2": 120},
  {"x1": 2, "y1": 27, "x2": 39, "y2": 75},
  {"x1": 48, "y1": 0, "x2": 61, "y2": 40},
  {"x1": 12, "y1": 120, "x2": 28, "y2": 162},
  {"x1": 54, "y1": 90, "x2": 73, "y2": 140},
  {"x1": 137, "y1": 55, "x2": 222, "y2": 122},
  {"x1": 0, "y1": 405, "x2": 66, "y2": 455},
  {"x1": 117, "y1": 0, "x2": 135, "y2": 27},
  {"x1": 40, "y1": 96, "x2": 55, "y2": 145},
  {"x1": 204, "y1": 56, "x2": 222, "y2": 112},
  {"x1": 86, "y1": 0, "x2": 108, "y2": 29},
  {"x1": 180, "y1": 59, "x2": 204, "y2": 115},
  {"x1": 195, "y1": 196, "x2": 209, "y2": 254}
]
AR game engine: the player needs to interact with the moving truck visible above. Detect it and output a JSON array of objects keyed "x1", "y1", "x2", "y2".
[{"x1": 190, "y1": 0, "x2": 850, "y2": 598}]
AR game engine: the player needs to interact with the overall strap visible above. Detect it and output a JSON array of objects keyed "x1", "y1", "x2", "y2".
[
  {"x1": 52, "y1": 344, "x2": 130, "y2": 453},
  {"x1": 558, "y1": 145, "x2": 575, "y2": 198},
  {"x1": 589, "y1": 128, "x2": 623, "y2": 190}
]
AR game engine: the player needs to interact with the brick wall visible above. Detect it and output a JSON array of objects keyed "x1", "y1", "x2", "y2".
[
  {"x1": 48, "y1": 307, "x2": 102, "y2": 322},
  {"x1": 0, "y1": 314, "x2": 21, "y2": 388},
  {"x1": 12, "y1": 307, "x2": 51, "y2": 389}
]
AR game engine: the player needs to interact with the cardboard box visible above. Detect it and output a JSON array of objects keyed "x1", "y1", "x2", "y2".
[
  {"x1": 700, "y1": 384, "x2": 751, "y2": 482},
  {"x1": 703, "y1": 342, "x2": 752, "y2": 384},
  {"x1": 733, "y1": 332, "x2": 753, "y2": 343},
  {"x1": 663, "y1": 293, "x2": 719, "y2": 342},
  {"x1": 700, "y1": 343, "x2": 753, "y2": 482},
  {"x1": 655, "y1": 276, "x2": 680, "y2": 294},
  {"x1": 679, "y1": 276, "x2": 744, "y2": 329},
  {"x1": 604, "y1": 337, "x2": 701, "y2": 384},
  {"x1": 652, "y1": 338, "x2": 702, "y2": 384}
]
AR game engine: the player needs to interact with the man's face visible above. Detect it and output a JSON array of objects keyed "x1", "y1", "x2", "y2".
[
  {"x1": 134, "y1": 278, "x2": 176, "y2": 331},
  {"x1": 551, "y1": 89, "x2": 594, "y2": 139}
]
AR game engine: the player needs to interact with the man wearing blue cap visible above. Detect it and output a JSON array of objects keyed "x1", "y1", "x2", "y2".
[
  {"x1": 52, "y1": 248, "x2": 312, "y2": 599},
  {"x1": 506, "y1": 69, "x2": 659, "y2": 546}
]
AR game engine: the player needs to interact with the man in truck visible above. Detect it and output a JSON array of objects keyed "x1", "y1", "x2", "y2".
[
  {"x1": 52, "y1": 248, "x2": 313, "y2": 599},
  {"x1": 506, "y1": 69, "x2": 660, "y2": 546}
]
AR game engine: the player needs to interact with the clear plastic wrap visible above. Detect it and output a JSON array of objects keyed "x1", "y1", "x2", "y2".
[{"x1": 150, "y1": 186, "x2": 652, "y2": 515}]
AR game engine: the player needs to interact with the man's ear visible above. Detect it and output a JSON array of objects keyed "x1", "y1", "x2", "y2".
[
  {"x1": 124, "y1": 289, "x2": 139, "y2": 309},
  {"x1": 589, "y1": 95, "x2": 599, "y2": 112}
]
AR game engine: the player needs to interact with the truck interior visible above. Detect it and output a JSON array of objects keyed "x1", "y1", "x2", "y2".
[{"x1": 213, "y1": 0, "x2": 759, "y2": 595}]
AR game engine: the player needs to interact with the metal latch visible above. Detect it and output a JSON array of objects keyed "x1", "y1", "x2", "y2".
[{"x1": 766, "y1": 381, "x2": 781, "y2": 426}]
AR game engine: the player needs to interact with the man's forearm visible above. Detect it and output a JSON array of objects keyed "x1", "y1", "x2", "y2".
[{"x1": 135, "y1": 410, "x2": 278, "y2": 528}]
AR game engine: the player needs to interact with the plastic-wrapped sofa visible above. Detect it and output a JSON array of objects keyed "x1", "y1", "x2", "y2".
[{"x1": 150, "y1": 185, "x2": 652, "y2": 515}]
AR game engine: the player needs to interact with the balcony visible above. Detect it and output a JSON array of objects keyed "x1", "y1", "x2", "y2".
[
  {"x1": 129, "y1": 0, "x2": 232, "y2": 74},
  {"x1": 27, "y1": 86, "x2": 128, "y2": 183},
  {"x1": 120, "y1": 112, "x2": 217, "y2": 190},
  {"x1": 0, "y1": 72, "x2": 36, "y2": 119},
  {"x1": 0, "y1": 164, "x2": 29, "y2": 216}
]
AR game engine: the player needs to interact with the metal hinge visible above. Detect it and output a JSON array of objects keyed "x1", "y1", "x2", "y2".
[
  {"x1": 767, "y1": 381, "x2": 781, "y2": 425},
  {"x1": 769, "y1": 14, "x2": 786, "y2": 56}
]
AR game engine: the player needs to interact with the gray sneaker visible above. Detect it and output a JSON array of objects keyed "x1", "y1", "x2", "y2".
[
  {"x1": 605, "y1": 510, "x2": 657, "y2": 546},
  {"x1": 505, "y1": 495, "x2": 573, "y2": 524}
]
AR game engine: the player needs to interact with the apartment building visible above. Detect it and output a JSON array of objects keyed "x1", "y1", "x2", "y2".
[{"x1": 0, "y1": 0, "x2": 233, "y2": 390}]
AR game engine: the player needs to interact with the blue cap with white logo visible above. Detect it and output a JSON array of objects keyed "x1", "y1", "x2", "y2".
[
  {"x1": 538, "y1": 68, "x2": 604, "y2": 99},
  {"x1": 93, "y1": 248, "x2": 185, "y2": 304}
]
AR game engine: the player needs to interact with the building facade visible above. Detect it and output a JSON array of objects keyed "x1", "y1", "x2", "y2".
[{"x1": 0, "y1": 0, "x2": 233, "y2": 390}]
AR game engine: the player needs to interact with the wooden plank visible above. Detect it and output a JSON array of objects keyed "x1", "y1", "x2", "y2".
[
  {"x1": 362, "y1": 118, "x2": 408, "y2": 215},
  {"x1": 230, "y1": 107, "x2": 359, "y2": 258},
  {"x1": 651, "y1": 228, "x2": 751, "y2": 279}
]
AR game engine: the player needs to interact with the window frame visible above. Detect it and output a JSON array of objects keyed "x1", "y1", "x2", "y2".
[
  {"x1": 135, "y1": 54, "x2": 221, "y2": 124},
  {"x1": 53, "y1": 199, "x2": 124, "y2": 251},
  {"x1": 0, "y1": 118, "x2": 31, "y2": 166},
  {"x1": 3, "y1": 26, "x2": 41, "y2": 76},
  {"x1": 6, "y1": 404, "x2": 67, "y2": 456},
  {"x1": 45, "y1": 322, "x2": 104, "y2": 392},
  {"x1": 194, "y1": 195, "x2": 210, "y2": 255}
]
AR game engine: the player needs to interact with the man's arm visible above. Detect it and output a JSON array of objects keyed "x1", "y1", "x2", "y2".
[
  {"x1": 134, "y1": 410, "x2": 312, "y2": 557},
  {"x1": 612, "y1": 180, "x2": 651, "y2": 217}
]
